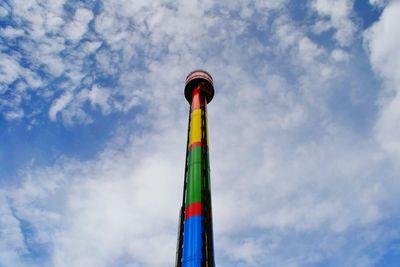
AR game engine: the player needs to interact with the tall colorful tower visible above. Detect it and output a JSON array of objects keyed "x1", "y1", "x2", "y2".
[{"x1": 175, "y1": 70, "x2": 215, "y2": 267}]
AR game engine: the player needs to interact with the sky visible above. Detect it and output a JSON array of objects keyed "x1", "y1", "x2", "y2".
[{"x1": 1, "y1": 0, "x2": 400, "y2": 266}]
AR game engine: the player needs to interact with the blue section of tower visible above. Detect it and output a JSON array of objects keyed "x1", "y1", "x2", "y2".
[{"x1": 182, "y1": 216, "x2": 203, "y2": 267}]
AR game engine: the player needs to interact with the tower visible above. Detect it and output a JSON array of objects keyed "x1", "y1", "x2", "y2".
[{"x1": 176, "y1": 70, "x2": 215, "y2": 267}]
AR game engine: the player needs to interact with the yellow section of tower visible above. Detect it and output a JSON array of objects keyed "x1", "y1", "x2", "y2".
[
  {"x1": 206, "y1": 111, "x2": 209, "y2": 146},
  {"x1": 189, "y1": 109, "x2": 202, "y2": 145}
]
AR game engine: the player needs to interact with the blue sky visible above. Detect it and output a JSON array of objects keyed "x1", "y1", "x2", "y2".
[{"x1": 1, "y1": 0, "x2": 400, "y2": 266}]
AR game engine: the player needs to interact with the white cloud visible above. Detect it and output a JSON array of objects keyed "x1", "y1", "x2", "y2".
[
  {"x1": 0, "y1": 5, "x2": 9, "y2": 18},
  {"x1": 369, "y1": 0, "x2": 389, "y2": 7},
  {"x1": 0, "y1": 192, "x2": 28, "y2": 267},
  {"x1": 49, "y1": 87, "x2": 112, "y2": 125},
  {"x1": 1, "y1": 0, "x2": 290, "y2": 125},
  {"x1": 5, "y1": 109, "x2": 24, "y2": 120},
  {"x1": 0, "y1": 193, "x2": 25, "y2": 251},
  {"x1": 364, "y1": 1, "x2": 400, "y2": 86},
  {"x1": 88, "y1": 85, "x2": 111, "y2": 114},
  {"x1": 311, "y1": 0, "x2": 356, "y2": 46},
  {"x1": 0, "y1": 26, "x2": 24, "y2": 38},
  {"x1": 297, "y1": 36, "x2": 324, "y2": 63},
  {"x1": 49, "y1": 92, "x2": 74, "y2": 121},
  {"x1": 364, "y1": 0, "x2": 400, "y2": 160},
  {"x1": 0, "y1": 54, "x2": 22, "y2": 84},
  {"x1": 81, "y1": 41, "x2": 102, "y2": 54},
  {"x1": 41, "y1": 54, "x2": 65, "y2": 77},
  {"x1": 64, "y1": 8, "x2": 94, "y2": 41},
  {"x1": 331, "y1": 48, "x2": 350, "y2": 62},
  {"x1": 2, "y1": 125, "x2": 187, "y2": 266}
]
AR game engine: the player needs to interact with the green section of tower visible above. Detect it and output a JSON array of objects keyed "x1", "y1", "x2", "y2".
[
  {"x1": 188, "y1": 146, "x2": 202, "y2": 165},
  {"x1": 185, "y1": 161, "x2": 202, "y2": 206},
  {"x1": 188, "y1": 146, "x2": 210, "y2": 196}
]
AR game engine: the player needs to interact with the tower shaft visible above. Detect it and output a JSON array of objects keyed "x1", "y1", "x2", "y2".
[{"x1": 176, "y1": 71, "x2": 215, "y2": 267}]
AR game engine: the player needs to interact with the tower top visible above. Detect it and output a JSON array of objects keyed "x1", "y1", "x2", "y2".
[{"x1": 185, "y1": 70, "x2": 214, "y2": 104}]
